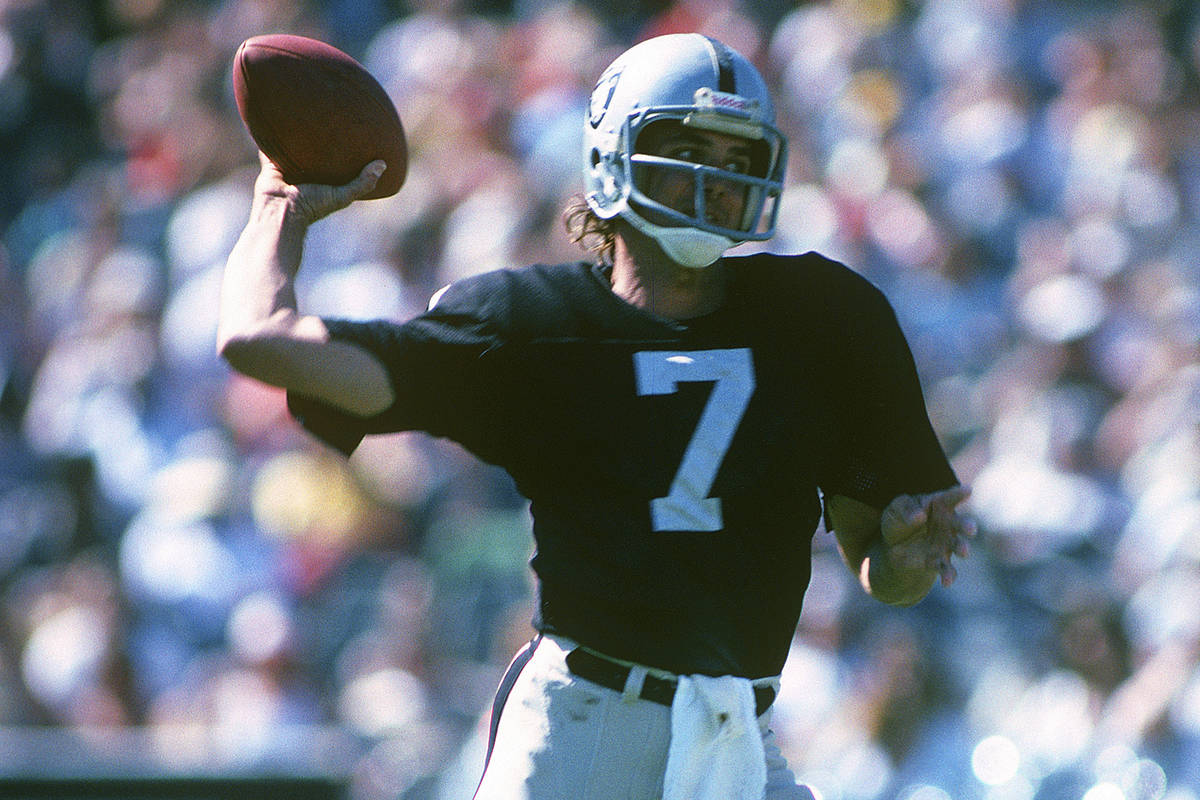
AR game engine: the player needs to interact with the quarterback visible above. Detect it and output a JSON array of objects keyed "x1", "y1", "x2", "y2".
[{"x1": 219, "y1": 33, "x2": 973, "y2": 800}]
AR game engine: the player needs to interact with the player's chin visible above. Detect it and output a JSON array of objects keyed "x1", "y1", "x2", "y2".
[{"x1": 704, "y1": 212, "x2": 739, "y2": 231}]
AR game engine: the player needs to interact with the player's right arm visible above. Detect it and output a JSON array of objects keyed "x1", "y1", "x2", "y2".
[{"x1": 217, "y1": 154, "x2": 393, "y2": 417}]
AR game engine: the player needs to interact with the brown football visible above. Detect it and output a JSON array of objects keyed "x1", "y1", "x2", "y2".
[{"x1": 232, "y1": 34, "x2": 407, "y2": 199}]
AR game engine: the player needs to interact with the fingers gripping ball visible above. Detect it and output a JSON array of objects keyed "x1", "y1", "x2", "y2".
[{"x1": 232, "y1": 34, "x2": 407, "y2": 198}]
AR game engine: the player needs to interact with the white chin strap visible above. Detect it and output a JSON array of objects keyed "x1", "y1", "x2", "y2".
[{"x1": 623, "y1": 210, "x2": 736, "y2": 269}]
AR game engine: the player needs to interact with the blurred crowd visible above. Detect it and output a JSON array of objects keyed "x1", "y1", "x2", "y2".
[{"x1": 0, "y1": 0, "x2": 1198, "y2": 798}]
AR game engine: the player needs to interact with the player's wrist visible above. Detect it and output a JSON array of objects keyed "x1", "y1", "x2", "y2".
[
  {"x1": 862, "y1": 542, "x2": 937, "y2": 606},
  {"x1": 249, "y1": 189, "x2": 314, "y2": 235}
]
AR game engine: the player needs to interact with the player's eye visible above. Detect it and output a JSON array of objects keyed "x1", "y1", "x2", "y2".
[
  {"x1": 724, "y1": 157, "x2": 751, "y2": 174},
  {"x1": 661, "y1": 139, "x2": 754, "y2": 176},
  {"x1": 667, "y1": 146, "x2": 752, "y2": 175},
  {"x1": 666, "y1": 146, "x2": 699, "y2": 162}
]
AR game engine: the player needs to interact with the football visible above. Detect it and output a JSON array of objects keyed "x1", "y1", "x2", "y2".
[{"x1": 232, "y1": 34, "x2": 407, "y2": 199}]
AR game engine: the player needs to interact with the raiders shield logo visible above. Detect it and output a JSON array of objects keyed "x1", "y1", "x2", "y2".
[{"x1": 588, "y1": 68, "x2": 621, "y2": 129}]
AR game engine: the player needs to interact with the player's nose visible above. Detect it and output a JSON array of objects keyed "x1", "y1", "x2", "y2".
[{"x1": 703, "y1": 178, "x2": 741, "y2": 223}]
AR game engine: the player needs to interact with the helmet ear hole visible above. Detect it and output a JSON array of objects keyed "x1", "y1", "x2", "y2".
[{"x1": 590, "y1": 148, "x2": 601, "y2": 168}]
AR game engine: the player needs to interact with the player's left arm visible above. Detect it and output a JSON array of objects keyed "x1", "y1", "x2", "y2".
[{"x1": 828, "y1": 486, "x2": 975, "y2": 607}]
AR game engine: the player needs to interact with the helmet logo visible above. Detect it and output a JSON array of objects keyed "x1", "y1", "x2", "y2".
[
  {"x1": 694, "y1": 87, "x2": 760, "y2": 118},
  {"x1": 588, "y1": 68, "x2": 622, "y2": 129}
]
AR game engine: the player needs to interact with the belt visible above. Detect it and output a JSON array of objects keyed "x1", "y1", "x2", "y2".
[{"x1": 565, "y1": 647, "x2": 776, "y2": 717}]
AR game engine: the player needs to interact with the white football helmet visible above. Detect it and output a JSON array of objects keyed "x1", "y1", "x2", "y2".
[{"x1": 583, "y1": 34, "x2": 787, "y2": 268}]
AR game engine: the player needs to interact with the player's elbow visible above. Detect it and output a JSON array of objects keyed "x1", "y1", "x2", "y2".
[
  {"x1": 217, "y1": 334, "x2": 283, "y2": 390},
  {"x1": 217, "y1": 330, "x2": 260, "y2": 374},
  {"x1": 217, "y1": 317, "x2": 263, "y2": 367},
  {"x1": 215, "y1": 313, "x2": 302, "y2": 382},
  {"x1": 217, "y1": 318, "x2": 395, "y2": 418}
]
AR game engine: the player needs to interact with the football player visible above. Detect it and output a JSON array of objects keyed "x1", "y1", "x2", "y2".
[{"x1": 219, "y1": 33, "x2": 974, "y2": 800}]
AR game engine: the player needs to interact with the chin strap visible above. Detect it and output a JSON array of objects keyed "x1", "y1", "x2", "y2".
[{"x1": 622, "y1": 209, "x2": 736, "y2": 269}]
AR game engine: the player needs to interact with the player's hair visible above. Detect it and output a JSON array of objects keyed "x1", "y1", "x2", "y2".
[{"x1": 564, "y1": 195, "x2": 616, "y2": 265}]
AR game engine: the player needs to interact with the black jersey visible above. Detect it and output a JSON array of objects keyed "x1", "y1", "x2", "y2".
[{"x1": 288, "y1": 253, "x2": 957, "y2": 678}]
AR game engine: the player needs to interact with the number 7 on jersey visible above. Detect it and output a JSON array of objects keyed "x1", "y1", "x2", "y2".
[{"x1": 634, "y1": 348, "x2": 756, "y2": 532}]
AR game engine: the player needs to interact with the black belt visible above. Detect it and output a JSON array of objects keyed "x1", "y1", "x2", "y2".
[{"x1": 565, "y1": 647, "x2": 776, "y2": 717}]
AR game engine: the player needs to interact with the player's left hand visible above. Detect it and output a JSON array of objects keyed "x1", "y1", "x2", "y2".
[{"x1": 880, "y1": 485, "x2": 975, "y2": 588}]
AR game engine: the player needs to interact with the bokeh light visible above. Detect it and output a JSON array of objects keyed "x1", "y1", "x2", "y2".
[{"x1": 972, "y1": 735, "x2": 1021, "y2": 786}]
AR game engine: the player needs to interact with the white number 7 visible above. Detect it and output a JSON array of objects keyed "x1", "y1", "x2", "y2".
[{"x1": 634, "y1": 348, "x2": 755, "y2": 532}]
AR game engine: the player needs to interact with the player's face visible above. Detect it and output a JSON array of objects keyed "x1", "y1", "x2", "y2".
[{"x1": 634, "y1": 123, "x2": 759, "y2": 231}]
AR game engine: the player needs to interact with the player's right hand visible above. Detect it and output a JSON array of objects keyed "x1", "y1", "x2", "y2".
[{"x1": 254, "y1": 152, "x2": 386, "y2": 226}]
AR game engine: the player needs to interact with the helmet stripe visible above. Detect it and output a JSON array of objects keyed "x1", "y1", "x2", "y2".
[{"x1": 703, "y1": 36, "x2": 737, "y2": 94}]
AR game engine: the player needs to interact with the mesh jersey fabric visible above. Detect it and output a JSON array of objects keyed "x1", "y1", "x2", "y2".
[{"x1": 287, "y1": 253, "x2": 958, "y2": 678}]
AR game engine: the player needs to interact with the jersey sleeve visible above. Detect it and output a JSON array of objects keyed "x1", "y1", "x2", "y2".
[
  {"x1": 286, "y1": 275, "x2": 511, "y2": 457},
  {"x1": 818, "y1": 277, "x2": 958, "y2": 510}
]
